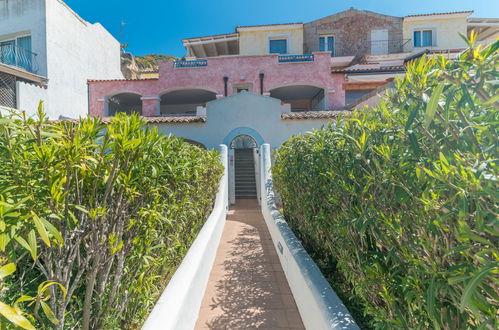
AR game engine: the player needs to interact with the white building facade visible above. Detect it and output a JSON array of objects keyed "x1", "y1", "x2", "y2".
[{"x1": 0, "y1": 0, "x2": 123, "y2": 119}]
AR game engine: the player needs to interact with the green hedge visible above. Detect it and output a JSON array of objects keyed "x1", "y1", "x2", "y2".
[
  {"x1": 273, "y1": 40, "x2": 498, "y2": 329},
  {"x1": 0, "y1": 112, "x2": 223, "y2": 329}
]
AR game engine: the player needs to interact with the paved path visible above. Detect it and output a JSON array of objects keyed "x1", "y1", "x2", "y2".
[{"x1": 195, "y1": 199, "x2": 305, "y2": 329}]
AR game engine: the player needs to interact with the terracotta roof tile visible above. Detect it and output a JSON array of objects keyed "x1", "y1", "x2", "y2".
[
  {"x1": 236, "y1": 22, "x2": 303, "y2": 29},
  {"x1": 87, "y1": 78, "x2": 159, "y2": 82},
  {"x1": 405, "y1": 11, "x2": 473, "y2": 18},
  {"x1": 54, "y1": 116, "x2": 206, "y2": 124},
  {"x1": 139, "y1": 116, "x2": 205, "y2": 123},
  {"x1": 281, "y1": 110, "x2": 349, "y2": 120},
  {"x1": 331, "y1": 64, "x2": 405, "y2": 73}
]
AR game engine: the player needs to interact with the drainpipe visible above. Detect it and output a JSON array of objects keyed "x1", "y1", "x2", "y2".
[
  {"x1": 223, "y1": 76, "x2": 229, "y2": 96},
  {"x1": 259, "y1": 72, "x2": 264, "y2": 94}
]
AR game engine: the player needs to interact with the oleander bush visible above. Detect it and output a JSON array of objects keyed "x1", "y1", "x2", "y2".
[
  {"x1": 273, "y1": 39, "x2": 498, "y2": 329},
  {"x1": 0, "y1": 110, "x2": 223, "y2": 329}
]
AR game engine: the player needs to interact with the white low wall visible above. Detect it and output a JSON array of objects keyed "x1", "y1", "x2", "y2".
[
  {"x1": 142, "y1": 144, "x2": 228, "y2": 330},
  {"x1": 259, "y1": 143, "x2": 359, "y2": 330}
]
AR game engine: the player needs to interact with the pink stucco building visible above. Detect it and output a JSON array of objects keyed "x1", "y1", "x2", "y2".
[{"x1": 89, "y1": 52, "x2": 346, "y2": 117}]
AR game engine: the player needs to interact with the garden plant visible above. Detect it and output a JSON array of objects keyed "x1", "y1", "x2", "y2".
[
  {"x1": 0, "y1": 110, "x2": 223, "y2": 329},
  {"x1": 273, "y1": 38, "x2": 498, "y2": 329}
]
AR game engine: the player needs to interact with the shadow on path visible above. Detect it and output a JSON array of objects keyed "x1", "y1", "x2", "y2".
[{"x1": 195, "y1": 199, "x2": 304, "y2": 329}]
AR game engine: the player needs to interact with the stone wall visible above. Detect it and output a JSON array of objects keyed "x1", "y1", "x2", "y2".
[{"x1": 304, "y1": 9, "x2": 403, "y2": 57}]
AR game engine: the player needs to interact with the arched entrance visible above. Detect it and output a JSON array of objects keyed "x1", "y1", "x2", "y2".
[{"x1": 230, "y1": 134, "x2": 258, "y2": 201}]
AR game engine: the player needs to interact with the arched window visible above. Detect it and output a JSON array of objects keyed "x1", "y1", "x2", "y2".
[{"x1": 230, "y1": 134, "x2": 257, "y2": 149}]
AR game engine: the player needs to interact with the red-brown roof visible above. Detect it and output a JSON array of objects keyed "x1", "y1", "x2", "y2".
[
  {"x1": 87, "y1": 78, "x2": 159, "y2": 83},
  {"x1": 331, "y1": 65, "x2": 405, "y2": 73},
  {"x1": 55, "y1": 116, "x2": 206, "y2": 124},
  {"x1": 236, "y1": 22, "x2": 303, "y2": 29},
  {"x1": 405, "y1": 11, "x2": 473, "y2": 18},
  {"x1": 281, "y1": 110, "x2": 348, "y2": 120}
]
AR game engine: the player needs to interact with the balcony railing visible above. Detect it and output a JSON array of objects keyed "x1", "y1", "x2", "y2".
[
  {"x1": 0, "y1": 43, "x2": 38, "y2": 74},
  {"x1": 174, "y1": 59, "x2": 208, "y2": 68},
  {"x1": 331, "y1": 39, "x2": 411, "y2": 57},
  {"x1": 278, "y1": 54, "x2": 315, "y2": 63}
]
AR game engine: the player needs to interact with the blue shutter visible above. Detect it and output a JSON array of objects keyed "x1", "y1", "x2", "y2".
[
  {"x1": 319, "y1": 37, "x2": 325, "y2": 51},
  {"x1": 413, "y1": 31, "x2": 421, "y2": 47},
  {"x1": 422, "y1": 30, "x2": 432, "y2": 47},
  {"x1": 269, "y1": 39, "x2": 287, "y2": 54},
  {"x1": 17, "y1": 36, "x2": 32, "y2": 71},
  {"x1": 327, "y1": 36, "x2": 334, "y2": 55}
]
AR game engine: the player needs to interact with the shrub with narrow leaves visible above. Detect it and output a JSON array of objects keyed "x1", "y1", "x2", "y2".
[
  {"x1": 0, "y1": 111, "x2": 223, "y2": 329},
  {"x1": 273, "y1": 39, "x2": 498, "y2": 329}
]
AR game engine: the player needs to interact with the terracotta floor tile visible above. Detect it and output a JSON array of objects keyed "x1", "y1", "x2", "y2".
[{"x1": 195, "y1": 199, "x2": 304, "y2": 330}]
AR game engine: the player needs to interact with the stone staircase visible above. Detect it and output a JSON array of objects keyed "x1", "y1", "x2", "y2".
[{"x1": 235, "y1": 149, "x2": 257, "y2": 199}]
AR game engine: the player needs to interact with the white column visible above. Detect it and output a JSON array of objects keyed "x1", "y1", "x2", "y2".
[
  {"x1": 253, "y1": 148, "x2": 261, "y2": 205},
  {"x1": 228, "y1": 148, "x2": 235, "y2": 205}
]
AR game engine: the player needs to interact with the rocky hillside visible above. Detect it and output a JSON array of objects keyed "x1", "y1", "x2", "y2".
[{"x1": 121, "y1": 53, "x2": 177, "y2": 79}]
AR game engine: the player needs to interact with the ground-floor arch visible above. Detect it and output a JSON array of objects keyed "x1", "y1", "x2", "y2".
[
  {"x1": 107, "y1": 92, "x2": 143, "y2": 115},
  {"x1": 182, "y1": 138, "x2": 206, "y2": 149},
  {"x1": 160, "y1": 89, "x2": 217, "y2": 115},
  {"x1": 270, "y1": 84, "x2": 326, "y2": 112}
]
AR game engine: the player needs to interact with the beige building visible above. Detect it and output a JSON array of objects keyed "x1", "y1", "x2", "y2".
[
  {"x1": 237, "y1": 23, "x2": 303, "y2": 56},
  {"x1": 403, "y1": 11, "x2": 472, "y2": 53}
]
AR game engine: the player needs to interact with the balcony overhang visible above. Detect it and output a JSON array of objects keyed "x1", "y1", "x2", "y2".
[
  {"x1": 182, "y1": 33, "x2": 240, "y2": 58},
  {"x1": 0, "y1": 63, "x2": 47, "y2": 87},
  {"x1": 467, "y1": 18, "x2": 499, "y2": 40}
]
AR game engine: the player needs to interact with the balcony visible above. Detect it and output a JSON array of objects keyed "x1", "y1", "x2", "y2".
[
  {"x1": 332, "y1": 39, "x2": 411, "y2": 57},
  {"x1": 0, "y1": 43, "x2": 38, "y2": 74},
  {"x1": 278, "y1": 54, "x2": 314, "y2": 63},
  {"x1": 174, "y1": 59, "x2": 208, "y2": 68}
]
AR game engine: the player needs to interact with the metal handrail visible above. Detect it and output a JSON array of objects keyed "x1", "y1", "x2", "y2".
[
  {"x1": 174, "y1": 59, "x2": 208, "y2": 68},
  {"x1": 278, "y1": 54, "x2": 315, "y2": 63},
  {"x1": 331, "y1": 39, "x2": 411, "y2": 57},
  {"x1": 0, "y1": 43, "x2": 38, "y2": 73}
]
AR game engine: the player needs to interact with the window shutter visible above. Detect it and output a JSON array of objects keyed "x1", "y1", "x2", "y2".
[
  {"x1": 17, "y1": 36, "x2": 32, "y2": 71},
  {"x1": 269, "y1": 39, "x2": 287, "y2": 54},
  {"x1": 319, "y1": 37, "x2": 325, "y2": 52},
  {"x1": 413, "y1": 31, "x2": 421, "y2": 47},
  {"x1": 423, "y1": 30, "x2": 432, "y2": 47},
  {"x1": 327, "y1": 36, "x2": 334, "y2": 54}
]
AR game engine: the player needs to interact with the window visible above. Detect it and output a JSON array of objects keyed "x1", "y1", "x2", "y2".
[
  {"x1": 269, "y1": 39, "x2": 287, "y2": 54},
  {"x1": 319, "y1": 35, "x2": 334, "y2": 56},
  {"x1": 0, "y1": 35, "x2": 32, "y2": 71},
  {"x1": 233, "y1": 83, "x2": 252, "y2": 94},
  {"x1": 413, "y1": 30, "x2": 433, "y2": 47}
]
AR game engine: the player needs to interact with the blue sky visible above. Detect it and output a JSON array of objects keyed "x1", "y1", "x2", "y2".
[{"x1": 65, "y1": 0, "x2": 498, "y2": 57}]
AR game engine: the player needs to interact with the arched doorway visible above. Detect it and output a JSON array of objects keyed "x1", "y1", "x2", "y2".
[{"x1": 230, "y1": 134, "x2": 258, "y2": 200}]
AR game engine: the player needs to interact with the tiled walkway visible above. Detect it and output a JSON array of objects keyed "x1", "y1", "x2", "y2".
[{"x1": 195, "y1": 199, "x2": 305, "y2": 329}]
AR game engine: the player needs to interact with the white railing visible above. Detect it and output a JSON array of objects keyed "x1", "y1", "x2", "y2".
[
  {"x1": 259, "y1": 143, "x2": 359, "y2": 330},
  {"x1": 142, "y1": 144, "x2": 228, "y2": 330}
]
